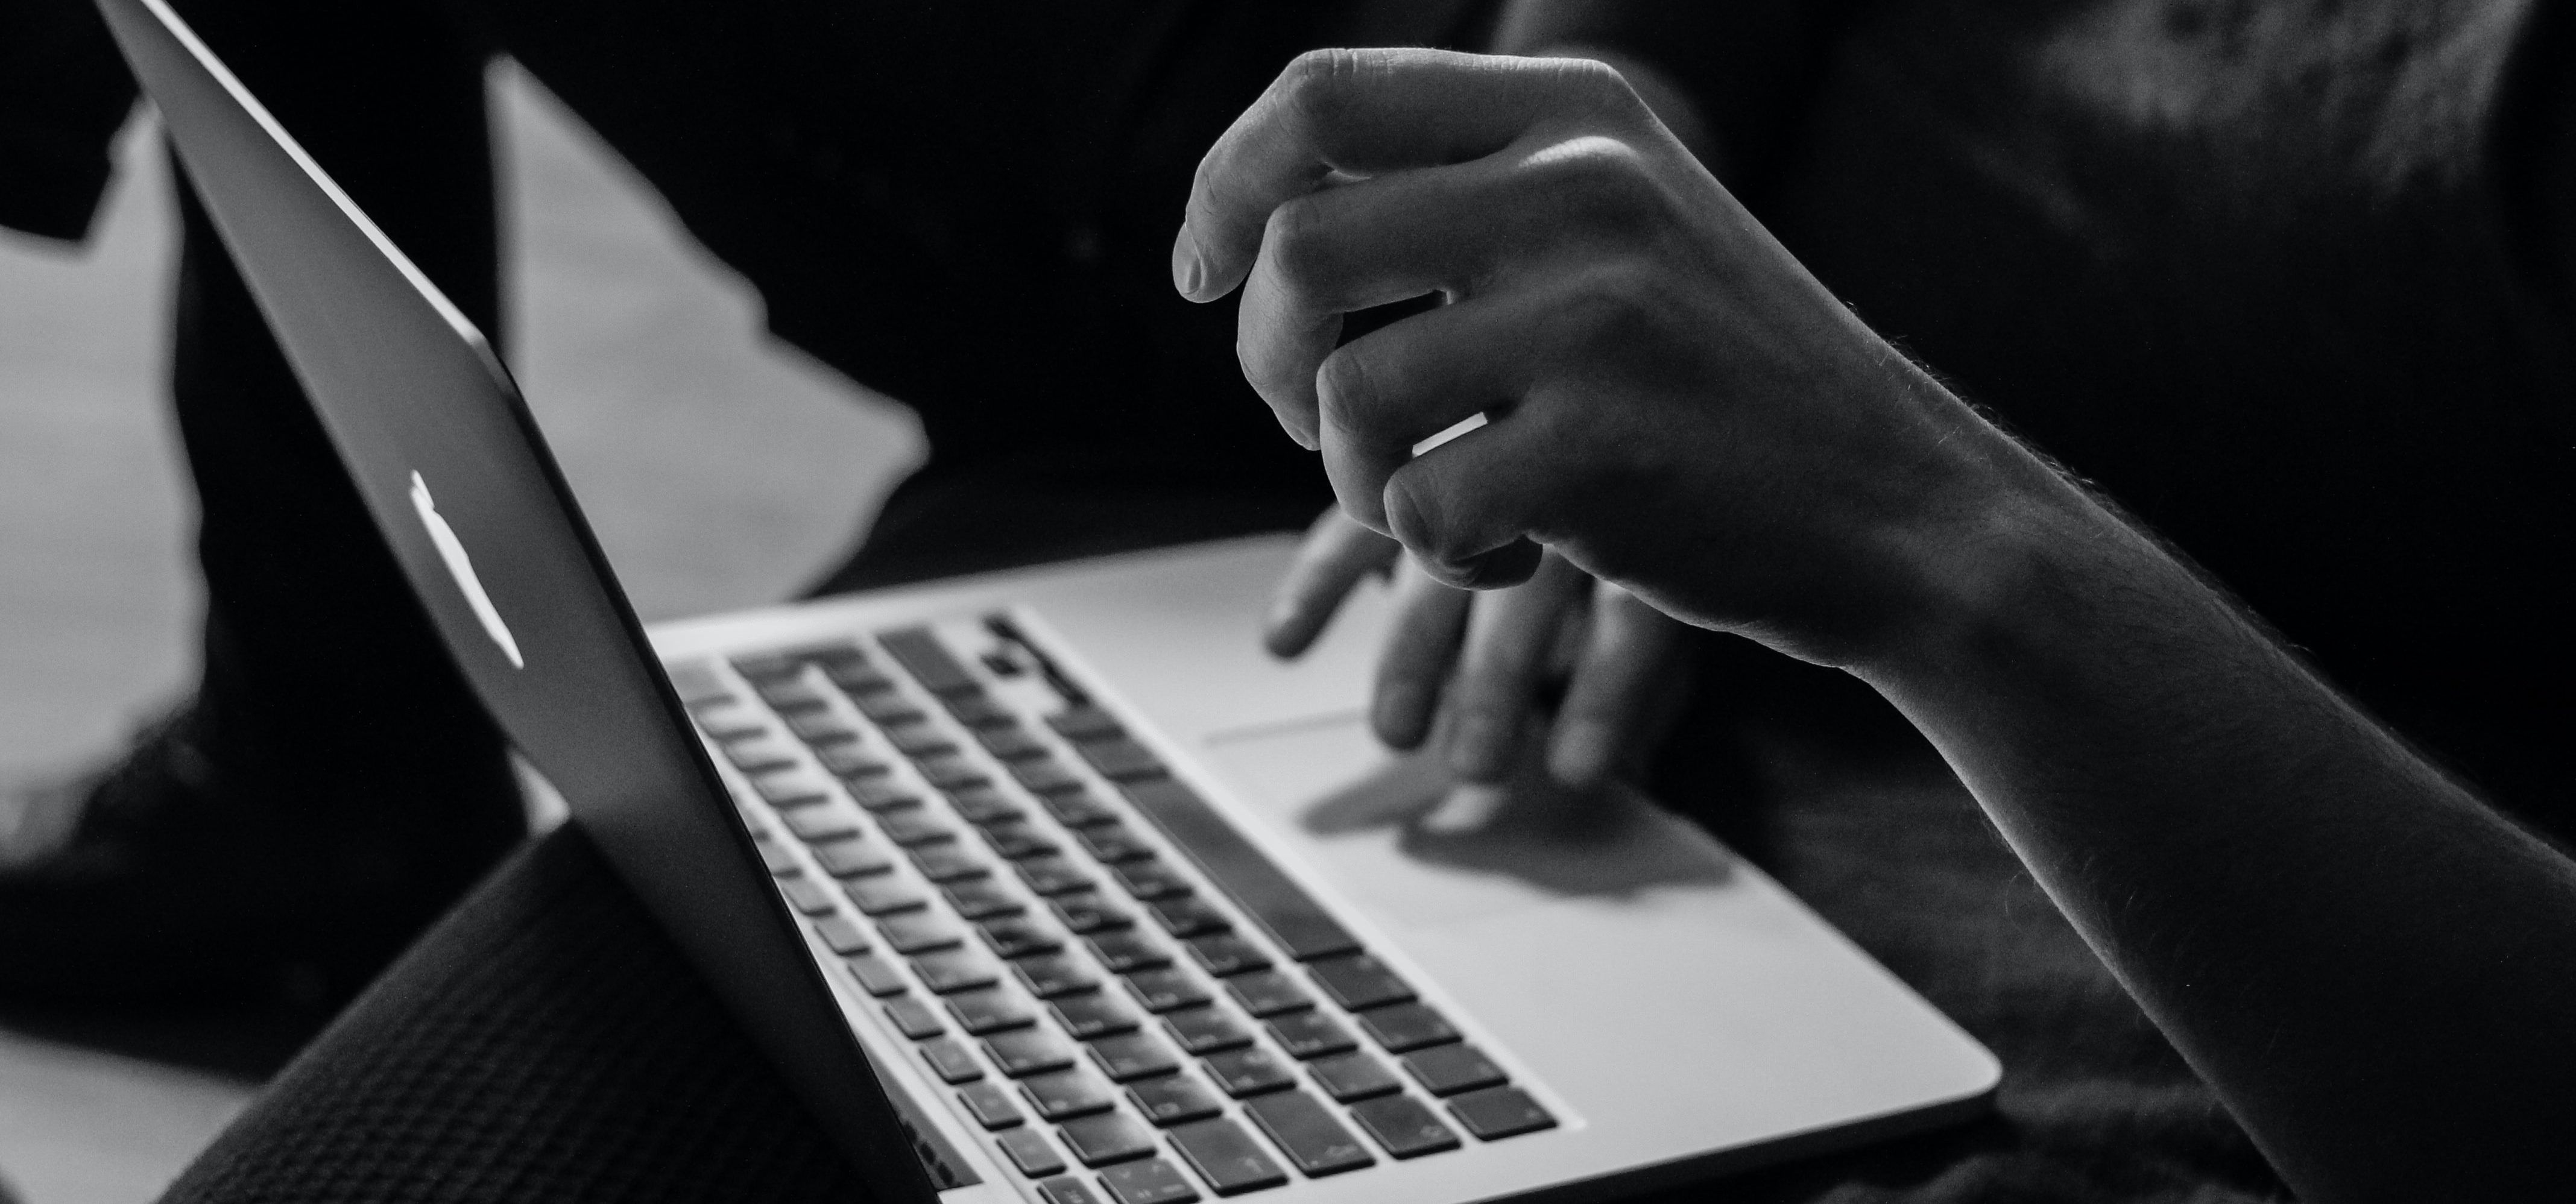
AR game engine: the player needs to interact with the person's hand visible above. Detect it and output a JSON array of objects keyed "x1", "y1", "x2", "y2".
[
  {"x1": 1266, "y1": 506, "x2": 1691, "y2": 789},
  {"x1": 1175, "y1": 49, "x2": 2037, "y2": 667}
]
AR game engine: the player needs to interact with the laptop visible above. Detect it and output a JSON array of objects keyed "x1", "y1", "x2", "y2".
[{"x1": 97, "y1": 0, "x2": 2000, "y2": 1199}]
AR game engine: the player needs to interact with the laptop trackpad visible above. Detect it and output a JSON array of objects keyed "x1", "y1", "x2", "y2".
[{"x1": 1202, "y1": 716, "x2": 1731, "y2": 932}]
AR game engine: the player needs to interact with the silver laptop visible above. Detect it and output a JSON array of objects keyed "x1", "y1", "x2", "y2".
[{"x1": 99, "y1": 0, "x2": 1999, "y2": 1199}]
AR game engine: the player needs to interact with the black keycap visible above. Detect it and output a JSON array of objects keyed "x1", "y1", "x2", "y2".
[
  {"x1": 1087, "y1": 1030, "x2": 1180, "y2": 1082},
  {"x1": 1085, "y1": 931, "x2": 1170, "y2": 974},
  {"x1": 754, "y1": 772, "x2": 833, "y2": 810},
  {"x1": 845, "y1": 778, "x2": 921, "y2": 812},
  {"x1": 1075, "y1": 824, "x2": 1155, "y2": 863},
  {"x1": 984, "y1": 1029, "x2": 1077, "y2": 1077},
  {"x1": 1167, "y1": 1118, "x2": 1289, "y2": 1196},
  {"x1": 1123, "y1": 968, "x2": 1209, "y2": 1013},
  {"x1": 883, "y1": 996, "x2": 945, "y2": 1039},
  {"x1": 911, "y1": 949, "x2": 1001, "y2": 994},
  {"x1": 781, "y1": 807, "x2": 859, "y2": 843},
  {"x1": 1035, "y1": 1176, "x2": 1106, "y2": 1204},
  {"x1": 1040, "y1": 790, "x2": 1121, "y2": 827},
  {"x1": 1306, "y1": 1051, "x2": 1401, "y2": 1103},
  {"x1": 982, "y1": 822, "x2": 1059, "y2": 861},
  {"x1": 1016, "y1": 857, "x2": 1096, "y2": 897},
  {"x1": 786, "y1": 712, "x2": 857, "y2": 745},
  {"x1": 1056, "y1": 1111, "x2": 1158, "y2": 1168},
  {"x1": 910, "y1": 843, "x2": 990, "y2": 883},
  {"x1": 1447, "y1": 1085, "x2": 1556, "y2": 1141},
  {"x1": 1305, "y1": 955, "x2": 1413, "y2": 1012},
  {"x1": 919, "y1": 1038, "x2": 983, "y2": 1084},
  {"x1": 776, "y1": 874, "x2": 838, "y2": 916},
  {"x1": 917, "y1": 754, "x2": 993, "y2": 791},
  {"x1": 1401, "y1": 1043, "x2": 1506, "y2": 1097},
  {"x1": 883, "y1": 723, "x2": 958, "y2": 758},
  {"x1": 851, "y1": 690, "x2": 926, "y2": 726},
  {"x1": 1354, "y1": 1002, "x2": 1459, "y2": 1053},
  {"x1": 1012, "y1": 759, "x2": 1085, "y2": 796},
  {"x1": 880, "y1": 628, "x2": 979, "y2": 695},
  {"x1": 944, "y1": 987, "x2": 1037, "y2": 1035},
  {"x1": 1264, "y1": 1011, "x2": 1356, "y2": 1061},
  {"x1": 844, "y1": 877, "x2": 926, "y2": 916},
  {"x1": 945, "y1": 785, "x2": 1024, "y2": 827},
  {"x1": 943, "y1": 879, "x2": 1024, "y2": 920},
  {"x1": 877, "y1": 809, "x2": 955, "y2": 847},
  {"x1": 842, "y1": 954, "x2": 908, "y2": 997},
  {"x1": 1111, "y1": 860, "x2": 1192, "y2": 901},
  {"x1": 1075, "y1": 737, "x2": 1166, "y2": 782},
  {"x1": 1147, "y1": 897, "x2": 1230, "y2": 939},
  {"x1": 1243, "y1": 1090, "x2": 1376, "y2": 1177},
  {"x1": 1126, "y1": 1073, "x2": 1225, "y2": 1127},
  {"x1": 1182, "y1": 935, "x2": 1269, "y2": 977},
  {"x1": 1200, "y1": 1047, "x2": 1295, "y2": 1098},
  {"x1": 1348, "y1": 1095, "x2": 1460, "y2": 1159},
  {"x1": 1161, "y1": 1007, "x2": 1254, "y2": 1055},
  {"x1": 979, "y1": 916, "x2": 1064, "y2": 959},
  {"x1": 1046, "y1": 706, "x2": 1124, "y2": 741},
  {"x1": 1097, "y1": 1158, "x2": 1200, "y2": 1204},
  {"x1": 977, "y1": 725, "x2": 1048, "y2": 761},
  {"x1": 815, "y1": 743, "x2": 892, "y2": 778},
  {"x1": 877, "y1": 912, "x2": 964, "y2": 955},
  {"x1": 994, "y1": 1127, "x2": 1064, "y2": 1177},
  {"x1": 1018, "y1": 1068, "x2": 1117, "y2": 1120},
  {"x1": 1117, "y1": 779, "x2": 1362, "y2": 963},
  {"x1": 945, "y1": 693, "x2": 1014, "y2": 729},
  {"x1": 1049, "y1": 992, "x2": 1141, "y2": 1039},
  {"x1": 1049, "y1": 892, "x2": 1133, "y2": 935},
  {"x1": 751, "y1": 832, "x2": 798, "y2": 874},
  {"x1": 957, "y1": 1081, "x2": 1024, "y2": 1130},
  {"x1": 1220, "y1": 971, "x2": 1311, "y2": 1018},
  {"x1": 756, "y1": 679, "x2": 831, "y2": 714},
  {"x1": 819, "y1": 661, "x2": 894, "y2": 697},
  {"x1": 811, "y1": 837, "x2": 894, "y2": 879},
  {"x1": 810, "y1": 913, "x2": 871, "y2": 954},
  {"x1": 1012, "y1": 953, "x2": 1099, "y2": 999}
]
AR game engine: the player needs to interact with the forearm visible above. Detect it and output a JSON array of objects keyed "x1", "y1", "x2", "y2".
[{"x1": 1860, "y1": 458, "x2": 2576, "y2": 1200}]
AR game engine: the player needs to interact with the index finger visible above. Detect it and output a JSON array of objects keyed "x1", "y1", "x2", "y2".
[{"x1": 1172, "y1": 48, "x2": 1627, "y2": 303}]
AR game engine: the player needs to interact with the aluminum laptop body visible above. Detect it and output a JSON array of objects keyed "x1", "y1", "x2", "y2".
[{"x1": 99, "y1": 0, "x2": 2000, "y2": 1198}]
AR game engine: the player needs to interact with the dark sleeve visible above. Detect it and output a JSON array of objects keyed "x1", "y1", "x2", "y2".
[
  {"x1": 0, "y1": 0, "x2": 140, "y2": 242},
  {"x1": 1490, "y1": 0, "x2": 1867, "y2": 189}
]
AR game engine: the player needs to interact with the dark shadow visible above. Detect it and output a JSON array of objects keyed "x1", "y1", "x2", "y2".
[{"x1": 0, "y1": 1000, "x2": 318, "y2": 1082}]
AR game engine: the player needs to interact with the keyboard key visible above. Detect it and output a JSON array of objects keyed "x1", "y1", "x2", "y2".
[
  {"x1": 1050, "y1": 892, "x2": 1132, "y2": 934},
  {"x1": 751, "y1": 831, "x2": 798, "y2": 874},
  {"x1": 1348, "y1": 1095, "x2": 1460, "y2": 1159},
  {"x1": 1264, "y1": 1011, "x2": 1356, "y2": 1061},
  {"x1": 1018, "y1": 1069, "x2": 1117, "y2": 1120},
  {"x1": 1126, "y1": 1072, "x2": 1225, "y2": 1127},
  {"x1": 814, "y1": 743, "x2": 894, "y2": 778},
  {"x1": 810, "y1": 913, "x2": 871, "y2": 954},
  {"x1": 878, "y1": 913, "x2": 965, "y2": 955},
  {"x1": 1110, "y1": 860, "x2": 1192, "y2": 901},
  {"x1": 1047, "y1": 706, "x2": 1125, "y2": 741},
  {"x1": 982, "y1": 822, "x2": 1059, "y2": 861},
  {"x1": 1117, "y1": 779, "x2": 1363, "y2": 963},
  {"x1": 844, "y1": 877, "x2": 927, "y2": 916},
  {"x1": 1446, "y1": 1085, "x2": 1556, "y2": 1141},
  {"x1": 984, "y1": 1029, "x2": 1077, "y2": 1077},
  {"x1": 1035, "y1": 1176, "x2": 1106, "y2": 1204},
  {"x1": 1305, "y1": 955, "x2": 1413, "y2": 1012},
  {"x1": 810, "y1": 837, "x2": 895, "y2": 879},
  {"x1": 1056, "y1": 1111, "x2": 1158, "y2": 1168},
  {"x1": 845, "y1": 778, "x2": 921, "y2": 812},
  {"x1": 1049, "y1": 992, "x2": 1141, "y2": 1039},
  {"x1": 1167, "y1": 1118, "x2": 1289, "y2": 1196},
  {"x1": 1161, "y1": 1007, "x2": 1254, "y2": 1055},
  {"x1": 786, "y1": 712, "x2": 858, "y2": 745},
  {"x1": 979, "y1": 916, "x2": 1065, "y2": 959},
  {"x1": 665, "y1": 660, "x2": 732, "y2": 704},
  {"x1": 995, "y1": 1127, "x2": 1065, "y2": 1177},
  {"x1": 1123, "y1": 968, "x2": 1210, "y2": 1013},
  {"x1": 781, "y1": 807, "x2": 860, "y2": 842},
  {"x1": 1012, "y1": 953, "x2": 1100, "y2": 999},
  {"x1": 877, "y1": 810, "x2": 956, "y2": 847},
  {"x1": 1011, "y1": 759, "x2": 1086, "y2": 796},
  {"x1": 1097, "y1": 1157, "x2": 1201, "y2": 1204},
  {"x1": 850, "y1": 690, "x2": 926, "y2": 726},
  {"x1": 911, "y1": 949, "x2": 1002, "y2": 994},
  {"x1": 883, "y1": 996, "x2": 945, "y2": 1039},
  {"x1": 728, "y1": 652, "x2": 805, "y2": 682},
  {"x1": 818, "y1": 660, "x2": 894, "y2": 697},
  {"x1": 915, "y1": 754, "x2": 991, "y2": 791},
  {"x1": 1087, "y1": 931, "x2": 1170, "y2": 974},
  {"x1": 1307, "y1": 1051, "x2": 1402, "y2": 1103},
  {"x1": 1040, "y1": 790, "x2": 1121, "y2": 827},
  {"x1": 724, "y1": 736, "x2": 796, "y2": 773},
  {"x1": 945, "y1": 785, "x2": 1024, "y2": 826},
  {"x1": 957, "y1": 1081, "x2": 1024, "y2": 1130},
  {"x1": 1400, "y1": 1044, "x2": 1506, "y2": 1097},
  {"x1": 884, "y1": 722, "x2": 958, "y2": 758},
  {"x1": 1181, "y1": 935, "x2": 1269, "y2": 977},
  {"x1": 945, "y1": 987, "x2": 1037, "y2": 1035},
  {"x1": 1087, "y1": 1030, "x2": 1181, "y2": 1082},
  {"x1": 919, "y1": 1038, "x2": 983, "y2": 1084},
  {"x1": 1017, "y1": 857, "x2": 1096, "y2": 897},
  {"x1": 1147, "y1": 897, "x2": 1230, "y2": 939},
  {"x1": 693, "y1": 702, "x2": 768, "y2": 743},
  {"x1": 910, "y1": 843, "x2": 990, "y2": 883},
  {"x1": 775, "y1": 874, "x2": 837, "y2": 915},
  {"x1": 945, "y1": 693, "x2": 1015, "y2": 728},
  {"x1": 1243, "y1": 1091, "x2": 1375, "y2": 1177},
  {"x1": 977, "y1": 725, "x2": 1049, "y2": 761},
  {"x1": 756, "y1": 679, "x2": 831, "y2": 714},
  {"x1": 1201, "y1": 1047, "x2": 1295, "y2": 1098},
  {"x1": 1075, "y1": 823, "x2": 1156, "y2": 863},
  {"x1": 754, "y1": 772, "x2": 834, "y2": 810},
  {"x1": 1075, "y1": 737, "x2": 1166, "y2": 782},
  {"x1": 944, "y1": 878, "x2": 1024, "y2": 920},
  {"x1": 1354, "y1": 1003, "x2": 1459, "y2": 1053},
  {"x1": 1220, "y1": 971, "x2": 1311, "y2": 1018},
  {"x1": 842, "y1": 953, "x2": 908, "y2": 997}
]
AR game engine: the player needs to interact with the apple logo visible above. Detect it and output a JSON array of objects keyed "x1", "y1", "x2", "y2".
[{"x1": 410, "y1": 470, "x2": 525, "y2": 669}]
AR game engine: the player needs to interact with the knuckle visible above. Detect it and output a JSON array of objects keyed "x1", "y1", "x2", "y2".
[
  {"x1": 1278, "y1": 48, "x2": 1368, "y2": 135},
  {"x1": 1523, "y1": 134, "x2": 1665, "y2": 229},
  {"x1": 1314, "y1": 344, "x2": 1380, "y2": 432},
  {"x1": 1260, "y1": 196, "x2": 1339, "y2": 301}
]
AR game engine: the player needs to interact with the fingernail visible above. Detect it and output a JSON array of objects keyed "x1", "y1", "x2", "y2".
[
  {"x1": 1374, "y1": 684, "x2": 1429, "y2": 748},
  {"x1": 1448, "y1": 714, "x2": 1507, "y2": 782},
  {"x1": 1550, "y1": 720, "x2": 1615, "y2": 788},
  {"x1": 1171, "y1": 227, "x2": 1205, "y2": 296},
  {"x1": 1421, "y1": 784, "x2": 1505, "y2": 834}
]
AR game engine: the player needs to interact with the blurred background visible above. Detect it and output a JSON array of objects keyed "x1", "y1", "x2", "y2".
[{"x1": 0, "y1": 63, "x2": 923, "y2": 1203}]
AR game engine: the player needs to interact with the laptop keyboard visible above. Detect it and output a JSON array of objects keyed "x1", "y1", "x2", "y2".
[{"x1": 672, "y1": 619, "x2": 1556, "y2": 1202}]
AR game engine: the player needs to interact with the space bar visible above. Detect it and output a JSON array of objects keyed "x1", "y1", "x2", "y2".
[{"x1": 1118, "y1": 778, "x2": 1363, "y2": 962}]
